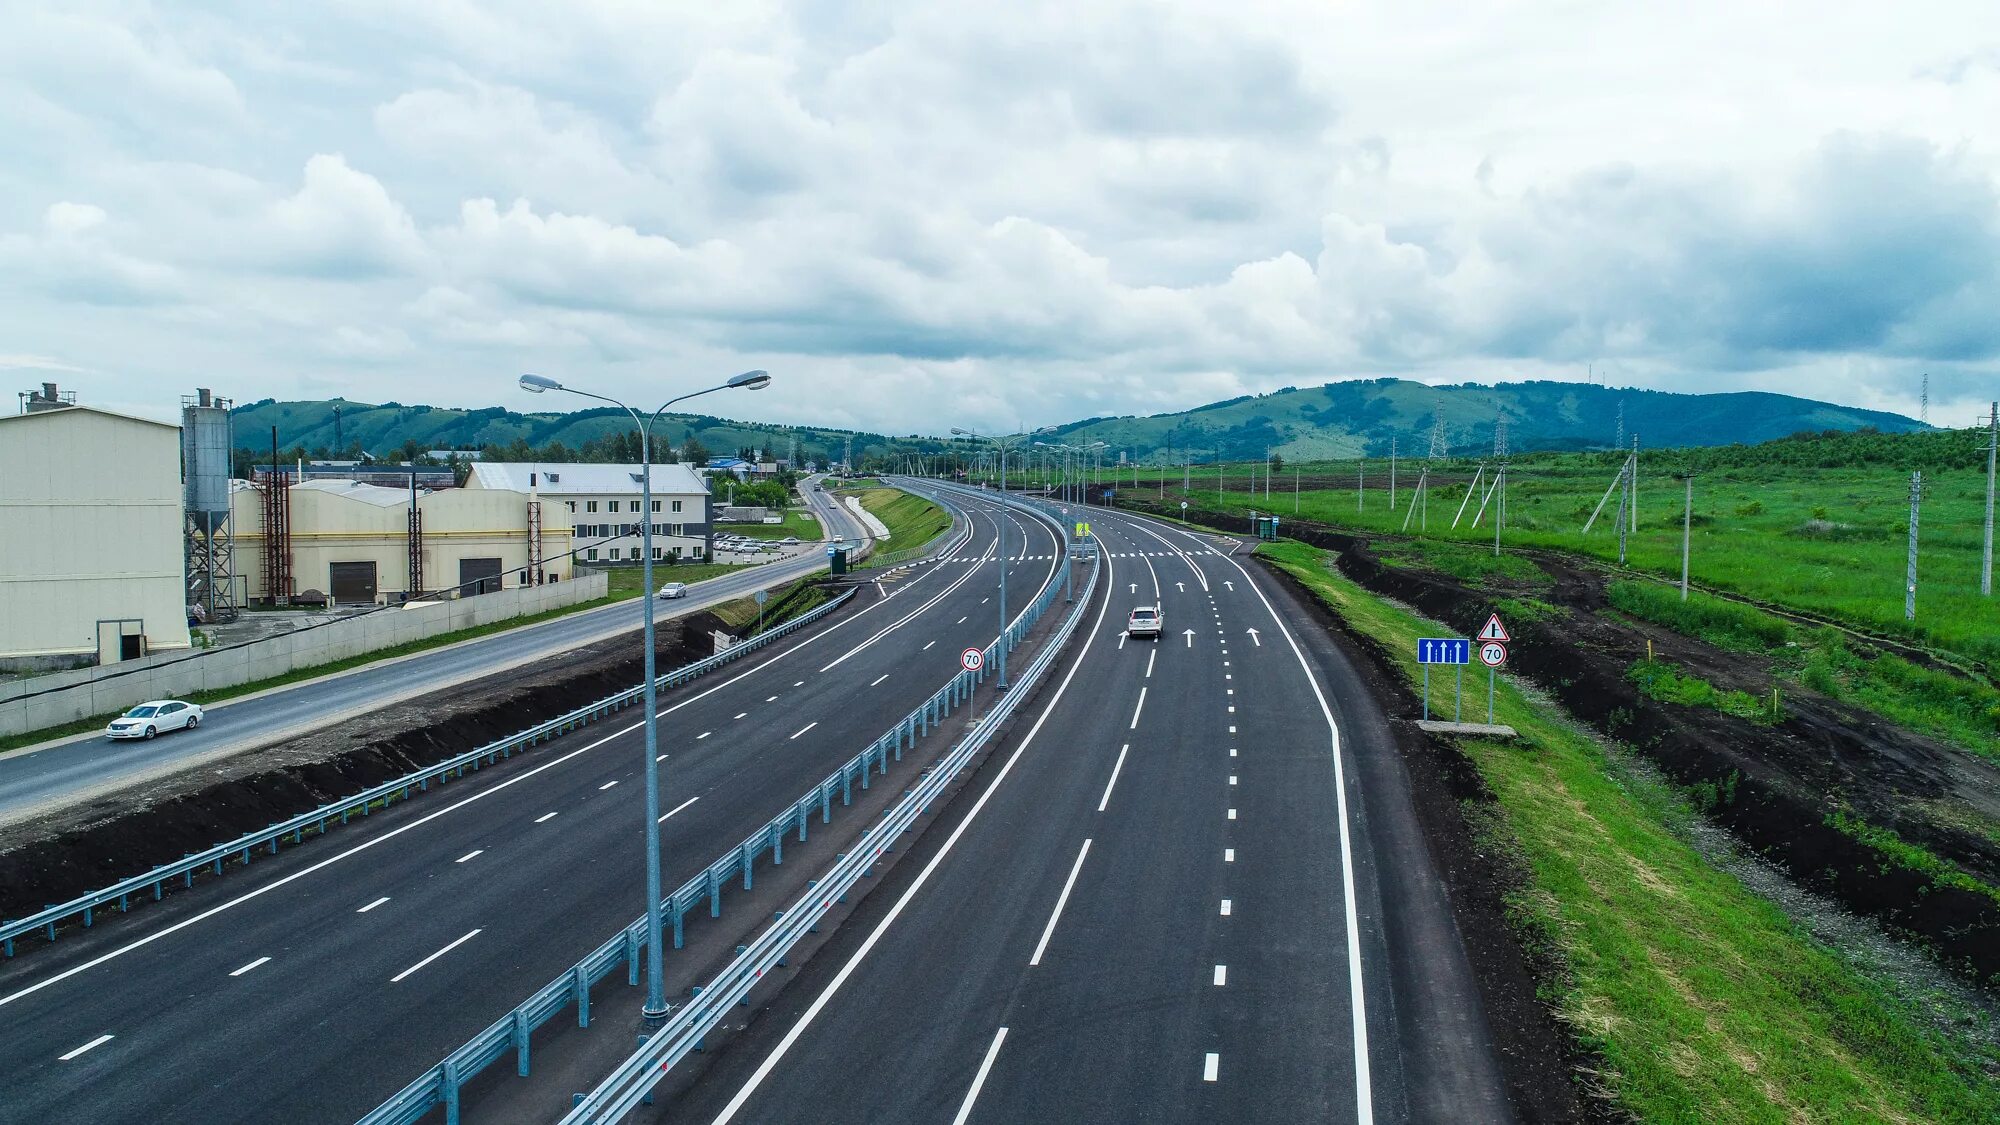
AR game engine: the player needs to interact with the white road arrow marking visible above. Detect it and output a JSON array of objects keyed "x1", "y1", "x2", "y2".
[
  {"x1": 1130, "y1": 583, "x2": 1138, "y2": 593},
  {"x1": 1246, "y1": 628, "x2": 1261, "y2": 647},
  {"x1": 1176, "y1": 581, "x2": 1186, "y2": 592},
  {"x1": 1183, "y1": 629, "x2": 1196, "y2": 648}
]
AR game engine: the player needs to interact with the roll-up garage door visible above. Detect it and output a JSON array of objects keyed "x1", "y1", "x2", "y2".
[
  {"x1": 329, "y1": 561, "x2": 378, "y2": 604},
  {"x1": 459, "y1": 557, "x2": 503, "y2": 596}
]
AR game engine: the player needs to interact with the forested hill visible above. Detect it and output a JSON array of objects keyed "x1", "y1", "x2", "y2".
[
  {"x1": 1029, "y1": 379, "x2": 1927, "y2": 463},
  {"x1": 231, "y1": 378, "x2": 1927, "y2": 467}
]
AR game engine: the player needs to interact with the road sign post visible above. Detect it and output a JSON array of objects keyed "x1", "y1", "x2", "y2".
[
  {"x1": 1417, "y1": 638, "x2": 1471, "y2": 720},
  {"x1": 1479, "y1": 631, "x2": 1509, "y2": 724},
  {"x1": 753, "y1": 588, "x2": 769, "y2": 635}
]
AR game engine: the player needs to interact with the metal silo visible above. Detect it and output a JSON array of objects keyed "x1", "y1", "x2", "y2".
[{"x1": 182, "y1": 389, "x2": 238, "y2": 622}]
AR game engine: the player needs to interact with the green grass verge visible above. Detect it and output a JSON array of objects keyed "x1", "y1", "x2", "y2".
[
  {"x1": 1376, "y1": 536, "x2": 1548, "y2": 587},
  {"x1": 850, "y1": 487, "x2": 950, "y2": 569},
  {"x1": 0, "y1": 591, "x2": 622, "y2": 756},
  {"x1": 1258, "y1": 538, "x2": 2000, "y2": 1124},
  {"x1": 591, "y1": 562, "x2": 742, "y2": 600},
  {"x1": 723, "y1": 509, "x2": 824, "y2": 540},
  {"x1": 709, "y1": 577, "x2": 833, "y2": 635},
  {"x1": 1627, "y1": 660, "x2": 1779, "y2": 725}
]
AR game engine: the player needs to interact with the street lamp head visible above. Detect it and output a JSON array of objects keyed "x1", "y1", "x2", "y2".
[
  {"x1": 728, "y1": 370, "x2": 772, "y2": 390},
  {"x1": 519, "y1": 373, "x2": 561, "y2": 393},
  {"x1": 950, "y1": 427, "x2": 973, "y2": 437}
]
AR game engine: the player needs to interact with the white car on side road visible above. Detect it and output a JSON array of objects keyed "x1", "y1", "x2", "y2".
[
  {"x1": 656, "y1": 582, "x2": 688, "y2": 599},
  {"x1": 106, "y1": 700, "x2": 204, "y2": 740}
]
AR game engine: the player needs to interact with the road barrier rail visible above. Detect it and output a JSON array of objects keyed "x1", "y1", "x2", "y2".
[
  {"x1": 360, "y1": 484, "x2": 1077, "y2": 1125},
  {"x1": 0, "y1": 587, "x2": 859, "y2": 959}
]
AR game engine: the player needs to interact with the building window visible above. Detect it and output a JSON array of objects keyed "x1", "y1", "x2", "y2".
[
  {"x1": 586, "y1": 500, "x2": 599, "y2": 513},
  {"x1": 630, "y1": 547, "x2": 643, "y2": 560},
  {"x1": 671, "y1": 500, "x2": 683, "y2": 513},
  {"x1": 586, "y1": 548, "x2": 599, "y2": 561},
  {"x1": 651, "y1": 500, "x2": 661, "y2": 512},
  {"x1": 566, "y1": 501, "x2": 576, "y2": 512},
  {"x1": 652, "y1": 546, "x2": 664, "y2": 560},
  {"x1": 629, "y1": 500, "x2": 640, "y2": 512}
]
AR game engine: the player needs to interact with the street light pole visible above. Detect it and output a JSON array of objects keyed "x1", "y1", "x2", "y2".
[
  {"x1": 518, "y1": 368, "x2": 770, "y2": 1022},
  {"x1": 955, "y1": 427, "x2": 1013, "y2": 690}
]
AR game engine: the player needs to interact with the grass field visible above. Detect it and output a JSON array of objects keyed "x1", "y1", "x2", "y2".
[
  {"x1": 723, "y1": 508, "x2": 823, "y2": 540},
  {"x1": 1119, "y1": 444, "x2": 2000, "y2": 668},
  {"x1": 591, "y1": 562, "x2": 741, "y2": 600},
  {"x1": 849, "y1": 487, "x2": 950, "y2": 568},
  {"x1": 1260, "y1": 540, "x2": 2000, "y2": 1124}
]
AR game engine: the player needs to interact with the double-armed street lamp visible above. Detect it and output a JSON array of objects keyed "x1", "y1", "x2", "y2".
[
  {"x1": 518, "y1": 368, "x2": 771, "y2": 1022},
  {"x1": 952, "y1": 426, "x2": 1022, "y2": 691}
]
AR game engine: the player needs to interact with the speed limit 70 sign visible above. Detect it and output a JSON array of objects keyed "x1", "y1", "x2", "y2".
[
  {"x1": 1479, "y1": 640, "x2": 1508, "y2": 668},
  {"x1": 961, "y1": 647, "x2": 985, "y2": 672}
]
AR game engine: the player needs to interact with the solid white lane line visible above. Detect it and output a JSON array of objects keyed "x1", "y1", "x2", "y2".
[
  {"x1": 1129, "y1": 687, "x2": 1147, "y2": 730},
  {"x1": 1145, "y1": 649, "x2": 1156, "y2": 679},
  {"x1": 358, "y1": 896, "x2": 391, "y2": 913},
  {"x1": 391, "y1": 929, "x2": 482, "y2": 982},
  {"x1": 1224, "y1": 848, "x2": 1235, "y2": 862},
  {"x1": 230, "y1": 956, "x2": 271, "y2": 977},
  {"x1": 59, "y1": 1034, "x2": 113, "y2": 1061},
  {"x1": 1220, "y1": 899, "x2": 1232, "y2": 916},
  {"x1": 1029, "y1": 839, "x2": 1093, "y2": 967},
  {"x1": 951, "y1": 1027, "x2": 1010, "y2": 1125},
  {"x1": 704, "y1": 536, "x2": 1118, "y2": 1125},
  {"x1": 534, "y1": 812, "x2": 558, "y2": 824},
  {"x1": 1204, "y1": 1053, "x2": 1220, "y2": 1082},
  {"x1": 1213, "y1": 965, "x2": 1228, "y2": 986},
  {"x1": 791, "y1": 722, "x2": 818, "y2": 739},
  {"x1": 599, "y1": 780, "x2": 618, "y2": 790},
  {"x1": 1096, "y1": 744, "x2": 1130, "y2": 812},
  {"x1": 456, "y1": 850, "x2": 482, "y2": 863},
  {"x1": 658, "y1": 796, "x2": 700, "y2": 822},
  {"x1": 870, "y1": 674, "x2": 889, "y2": 686}
]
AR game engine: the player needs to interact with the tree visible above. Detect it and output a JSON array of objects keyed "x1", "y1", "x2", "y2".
[
  {"x1": 680, "y1": 436, "x2": 710, "y2": 466},
  {"x1": 1268, "y1": 451, "x2": 1285, "y2": 476}
]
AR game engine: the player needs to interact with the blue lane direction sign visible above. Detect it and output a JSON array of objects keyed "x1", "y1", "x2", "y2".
[{"x1": 1417, "y1": 638, "x2": 1471, "y2": 665}]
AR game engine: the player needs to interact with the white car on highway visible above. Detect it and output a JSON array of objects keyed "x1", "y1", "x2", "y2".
[
  {"x1": 106, "y1": 700, "x2": 204, "y2": 740},
  {"x1": 1127, "y1": 605, "x2": 1163, "y2": 639}
]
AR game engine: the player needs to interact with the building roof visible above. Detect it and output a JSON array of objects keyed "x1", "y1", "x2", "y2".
[
  {"x1": 469, "y1": 462, "x2": 709, "y2": 496},
  {"x1": 0, "y1": 403, "x2": 180, "y2": 431},
  {"x1": 291, "y1": 479, "x2": 426, "y2": 507}
]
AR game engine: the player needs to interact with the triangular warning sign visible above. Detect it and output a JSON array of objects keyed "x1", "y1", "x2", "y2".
[{"x1": 1479, "y1": 614, "x2": 1511, "y2": 643}]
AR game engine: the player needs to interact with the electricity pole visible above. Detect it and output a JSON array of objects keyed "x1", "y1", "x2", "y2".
[
  {"x1": 1390, "y1": 436, "x2": 1399, "y2": 510},
  {"x1": 1907, "y1": 471, "x2": 1922, "y2": 621},
  {"x1": 1984, "y1": 401, "x2": 1996, "y2": 597},
  {"x1": 1679, "y1": 473, "x2": 1694, "y2": 601}
]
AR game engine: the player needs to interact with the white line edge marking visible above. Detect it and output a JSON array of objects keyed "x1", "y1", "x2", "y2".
[
  {"x1": 59, "y1": 1034, "x2": 113, "y2": 1061},
  {"x1": 658, "y1": 796, "x2": 700, "y2": 822},
  {"x1": 230, "y1": 956, "x2": 271, "y2": 977},
  {"x1": 704, "y1": 527, "x2": 1116, "y2": 1125},
  {"x1": 390, "y1": 928, "x2": 481, "y2": 983},
  {"x1": 791, "y1": 722, "x2": 818, "y2": 740},
  {"x1": 455, "y1": 850, "x2": 482, "y2": 863},
  {"x1": 357, "y1": 896, "x2": 391, "y2": 912},
  {"x1": 1108, "y1": 506, "x2": 1376, "y2": 1121},
  {"x1": 1028, "y1": 839, "x2": 1093, "y2": 967},
  {"x1": 1203, "y1": 1052, "x2": 1220, "y2": 1082},
  {"x1": 951, "y1": 1026, "x2": 1010, "y2": 1125},
  {"x1": 1096, "y1": 744, "x2": 1130, "y2": 813},
  {"x1": 535, "y1": 812, "x2": 558, "y2": 823}
]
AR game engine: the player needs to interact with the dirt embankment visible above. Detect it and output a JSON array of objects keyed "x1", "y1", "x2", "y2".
[
  {"x1": 0, "y1": 597, "x2": 844, "y2": 922},
  {"x1": 1121, "y1": 493, "x2": 2000, "y2": 984}
]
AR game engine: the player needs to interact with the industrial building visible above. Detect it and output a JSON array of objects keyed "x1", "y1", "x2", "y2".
[
  {"x1": 231, "y1": 478, "x2": 574, "y2": 605},
  {"x1": 1, "y1": 385, "x2": 194, "y2": 670},
  {"x1": 466, "y1": 462, "x2": 712, "y2": 565}
]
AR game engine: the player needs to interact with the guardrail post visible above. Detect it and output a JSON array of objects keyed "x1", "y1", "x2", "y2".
[
  {"x1": 708, "y1": 869, "x2": 722, "y2": 918},
  {"x1": 513, "y1": 1009, "x2": 532, "y2": 1076},
  {"x1": 625, "y1": 929, "x2": 642, "y2": 986},
  {"x1": 860, "y1": 753, "x2": 871, "y2": 790},
  {"x1": 742, "y1": 842, "x2": 755, "y2": 890},
  {"x1": 841, "y1": 769, "x2": 852, "y2": 806},
  {"x1": 822, "y1": 785, "x2": 833, "y2": 822},
  {"x1": 673, "y1": 901, "x2": 685, "y2": 950},
  {"x1": 772, "y1": 830, "x2": 783, "y2": 866},
  {"x1": 441, "y1": 1059, "x2": 462, "y2": 1125},
  {"x1": 574, "y1": 963, "x2": 591, "y2": 1027}
]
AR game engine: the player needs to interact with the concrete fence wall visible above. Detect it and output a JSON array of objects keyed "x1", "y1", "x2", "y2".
[{"x1": 0, "y1": 572, "x2": 609, "y2": 739}]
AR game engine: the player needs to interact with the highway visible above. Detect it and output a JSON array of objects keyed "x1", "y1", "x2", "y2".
[
  {"x1": 656, "y1": 499, "x2": 1513, "y2": 1124},
  {"x1": 0, "y1": 484, "x2": 1066, "y2": 1124},
  {"x1": 0, "y1": 478, "x2": 864, "y2": 826}
]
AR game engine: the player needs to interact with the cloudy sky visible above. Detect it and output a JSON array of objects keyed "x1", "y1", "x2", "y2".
[{"x1": 4, "y1": 1, "x2": 1998, "y2": 432}]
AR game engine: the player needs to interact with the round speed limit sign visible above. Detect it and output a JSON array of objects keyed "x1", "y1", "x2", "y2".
[
  {"x1": 1479, "y1": 640, "x2": 1508, "y2": 668},
  {"x1": 961, "y1": 647, "x2": 985, "y2": 672}
]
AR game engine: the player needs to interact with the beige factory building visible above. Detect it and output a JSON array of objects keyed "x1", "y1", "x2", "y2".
[
  {"x1": 232, "y1": 479, "x2": 574, "y2": 605},
  {"x1": 0, "y1": 400, "x2": 194, "y2": 669}
]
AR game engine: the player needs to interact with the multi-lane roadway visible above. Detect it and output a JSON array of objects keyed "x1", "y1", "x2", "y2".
[{"x1": 0, "y1": 485, "x2": 1065, "y2": 1124}]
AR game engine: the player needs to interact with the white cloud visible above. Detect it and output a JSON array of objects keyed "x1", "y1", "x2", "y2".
[{"x1": 0, "y1": 1, "x2": 1995, "y2": 433}]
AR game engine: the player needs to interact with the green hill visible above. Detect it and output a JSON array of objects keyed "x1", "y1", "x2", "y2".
[
  {"x1": 1030, "y1": 379, "x2": 1926, "y2": 464},
  {"x1": 229, "y1": 378, "x2": 1926, "y2": 467}
]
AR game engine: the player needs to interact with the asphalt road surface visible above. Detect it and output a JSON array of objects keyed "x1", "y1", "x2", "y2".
[
  {"x1": 657, "y1": 499, "x2": 1512, "y2": 1125},
  {"x1": 0, "y1": 485, "x2": 1065, "y2": 1124},
  {"x1": 0, "y1": 478, "x2": 863, "y2": 826}
]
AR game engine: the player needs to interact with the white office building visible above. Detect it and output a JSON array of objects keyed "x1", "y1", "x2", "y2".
[{"x1": 465, "y1": 463, "x2": 712, "y2": 565}]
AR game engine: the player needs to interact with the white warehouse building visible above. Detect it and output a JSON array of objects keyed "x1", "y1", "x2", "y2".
[
  {"x1": 465, "y1": 463, "x2": 713, "y2": 566},
  {"x1": 0, "y1": 398, "x2": 193, "y2": 670}
]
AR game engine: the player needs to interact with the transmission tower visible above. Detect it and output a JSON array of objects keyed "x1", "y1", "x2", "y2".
[
  {"x1": 1920, "y1": 373, "x2": 1930, "y2": 425},
  {"x1": 1614, "y1": 399, "x2": 1626, "y2": 451},
  {"x1": 1428, "y1": 401, "x2": 1448, "y2": 460},
  {"x1": 1493, "y1": 410, "x2": 1510, "y2": 458},
  {"x1": 843, "y1": 434, "x2": 853, "y2": 473}
]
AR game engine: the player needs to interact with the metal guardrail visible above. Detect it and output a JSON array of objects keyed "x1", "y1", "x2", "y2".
[
  {"x1": 559, "y1": 490, "x2": 1097, "y2": 1123},
  {"x1": 358, "y1": 485, "x2": 1077, "y2": 1125},
  {"x1": 0, "y1": 588, "x2": 858, "y2": 959}
]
